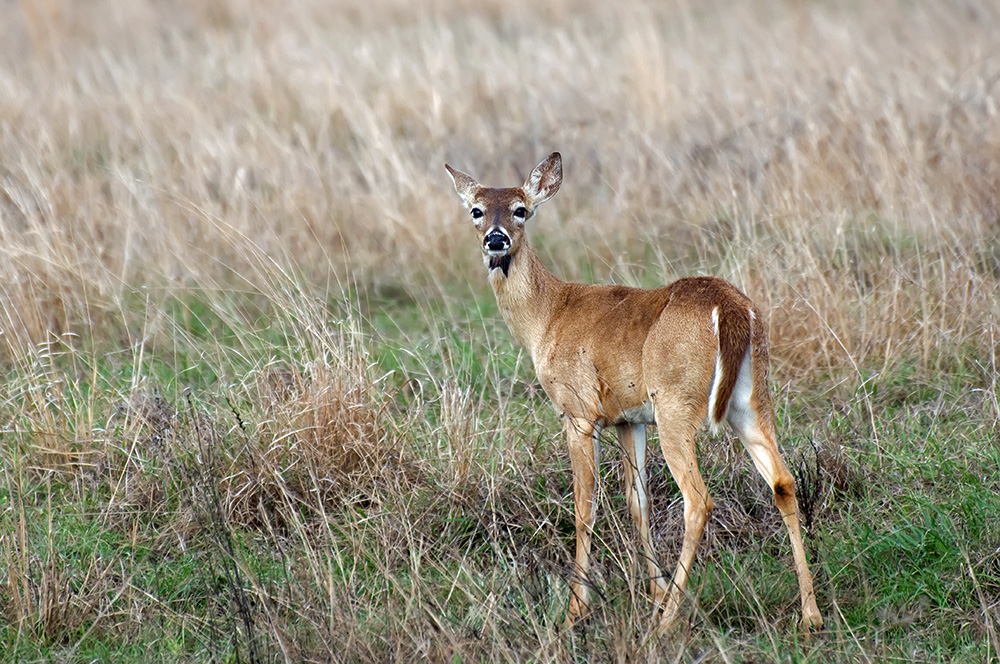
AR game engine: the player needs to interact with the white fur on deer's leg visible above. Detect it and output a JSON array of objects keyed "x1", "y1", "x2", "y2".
[{"x1": 618, "y1": 423, "x2": 670, "y2": 608}]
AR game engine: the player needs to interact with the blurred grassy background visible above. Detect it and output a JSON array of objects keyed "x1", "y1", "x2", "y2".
[{"x1": 1, "y1": 0, "x2": 999, "y2": 661}]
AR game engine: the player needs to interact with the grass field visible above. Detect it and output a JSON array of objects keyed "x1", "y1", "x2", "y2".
[{"x1": 2, "y1": 0, "x2": 1000, "y2": 661}]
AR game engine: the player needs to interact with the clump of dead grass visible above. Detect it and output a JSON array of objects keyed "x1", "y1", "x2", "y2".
[{"x1": 238, "y1": 359, "x2": 408, "y2": 522}]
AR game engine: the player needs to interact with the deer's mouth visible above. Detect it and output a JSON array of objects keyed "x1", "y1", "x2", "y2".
[{"x1": 482, "y1": 228, "x2": 512, "y2": 275}]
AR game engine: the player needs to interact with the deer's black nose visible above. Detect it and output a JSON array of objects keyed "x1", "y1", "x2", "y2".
[{"x1": 485, "y1": 231, "x2": 510, "y2": 252}]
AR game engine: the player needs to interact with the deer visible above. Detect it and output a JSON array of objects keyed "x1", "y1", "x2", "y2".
[{"x1": 445, "y1": 152, "x2": 824, "y2": 634}]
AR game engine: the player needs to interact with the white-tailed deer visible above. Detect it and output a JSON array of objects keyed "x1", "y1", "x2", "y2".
[{"x1": 445, "y1": 152, "x2": 823, "y2": 634}]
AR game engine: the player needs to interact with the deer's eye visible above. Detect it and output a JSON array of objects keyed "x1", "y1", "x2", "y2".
[
  {"x1": 471, "y1": 208, "x2": 484, "y2": 220},
  {"x1": 513, "y1": 207, "x2": 527, "y2": 220}
]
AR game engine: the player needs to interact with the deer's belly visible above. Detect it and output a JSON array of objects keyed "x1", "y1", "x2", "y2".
[{"x1": 609, "y1": 400, "x2": 655, "y2": 426}]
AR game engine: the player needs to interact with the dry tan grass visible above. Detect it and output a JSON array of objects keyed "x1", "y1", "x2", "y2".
[{"x1": 2, "y1": 0, "x2": 998, "y2": 387}]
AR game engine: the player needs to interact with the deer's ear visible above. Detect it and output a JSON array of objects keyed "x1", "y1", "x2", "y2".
[
  {"x1": 523, "y1": 152, "x2": 562, "y2": 208},
  {"x1": 445, "y1": 164, "x2": 480, "y2": 208}
]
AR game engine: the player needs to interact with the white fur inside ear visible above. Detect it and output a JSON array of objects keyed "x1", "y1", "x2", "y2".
[
  {"x1": 523, "y1": 153, "x2": 562, "y2": 206},
  {"x1": 525, "y1": 168, "x2": 545, "y2": 196},
  {"x1": 446, "y1": 165, "x2": 480, "y2": 208}
]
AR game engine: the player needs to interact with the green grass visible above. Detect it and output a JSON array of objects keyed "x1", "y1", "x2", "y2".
[{"x1": 2, "y1": 285, "x2": 998, "y2": 662}]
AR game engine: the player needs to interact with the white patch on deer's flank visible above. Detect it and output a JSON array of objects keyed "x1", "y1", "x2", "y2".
[
  {"x1": 707, "y1": 306, "x2": 725, "y2": 433},
  {"x1": 726, "y1": 307, "x2": 758, "y2": 435},
  {"x1": 725, "y1": 345, "x2": 756, "y2": 433}
]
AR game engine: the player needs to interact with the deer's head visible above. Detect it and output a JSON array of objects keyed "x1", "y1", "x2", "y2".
[{"x1": 445, "y1": 152, "x2": 562, "y2": 275}]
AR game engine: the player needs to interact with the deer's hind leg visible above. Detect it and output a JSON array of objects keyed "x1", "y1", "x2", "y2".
[
  {"x1": 726, "y1": 348, "x2": 824, "y2": 632},
  {"x1": 649, "y1": 397, "x2": 713, "y2": 632}
]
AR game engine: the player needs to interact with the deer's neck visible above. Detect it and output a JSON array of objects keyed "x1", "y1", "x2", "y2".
[{"x1": 488, "y1": 245, "x2": 563, "y2": 355}]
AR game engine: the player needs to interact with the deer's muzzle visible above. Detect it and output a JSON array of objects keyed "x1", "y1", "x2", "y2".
[{"x1": 484, "y1": 229, "x2": 511, "y2": 255}]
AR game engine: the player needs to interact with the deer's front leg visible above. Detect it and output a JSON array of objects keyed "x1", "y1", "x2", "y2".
[{"x1": 564, "y1": 416, "x2": 602, "y2": 627}]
